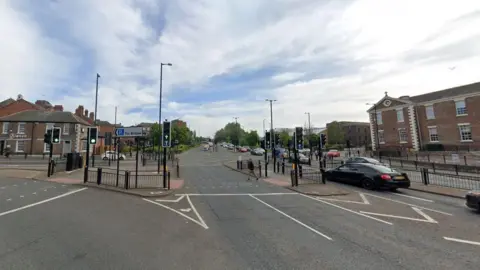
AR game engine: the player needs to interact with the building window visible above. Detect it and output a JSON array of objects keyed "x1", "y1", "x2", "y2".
[
  {"x1": 396, "y1": 109, "x2": 404, "y2": 122},
  {"x1": 17, "y1": 122, "x2": 26, "y2": 134},
  {"x1": 82, "y1": 141, "x2": 87, "y2": 151},
  {"x1": 398, "y1": 128, "x2": 408, "y2": 143},
  {"x1": 16, "y1": 140, "x2": 25, "y2": 152},
  {"x1": 428, "y1": 127, "x2": 439, "y2": 142},
  {"x1": 376, "y1": 112, "x2": 383, "y2": 125},
  {"x1": 2, "y1": 122, "x2": 8, "y2": 134},
  {"x1": 458, "y1": 124, "x2": 472, "y2": 141},
  {"x1": 63, "y1": 123, "x2": 70, "y2": 135},
  {"x1": 425, "y1": 105, "x2": 435, "y2": 120},
  {"x1": 455, "y1": 100, "x2": 467, "y2": 116},
  {"x1": 44, "y1": 141, "x2": 50, "y2": 152},
  {"x1": 378, "y1": 130, "x2": 385, "y2": 143}
]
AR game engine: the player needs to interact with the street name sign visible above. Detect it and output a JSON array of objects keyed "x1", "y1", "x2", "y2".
[{"x1": 115, "y1": 127, "x2": 146, "y2": 137}]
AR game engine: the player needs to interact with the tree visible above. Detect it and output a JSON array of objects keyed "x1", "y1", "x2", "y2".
[
  {"x1": 213, "y1": 122, "x2": 247, "y2": 145},
  {"x1": 327, "y1": 121, "x2": 345, "y2": 145},
  {"x1": 306, "y1": 133, "x2": 319, "y2": 148},
  {"x1": 150, "y1": 122, "x2": 161, "y2": 146},
  {"x1": 172, "y1": 124, "x2": 190, "y2": 145},
  {"x1": 279, "y1": 131, "x2": 290, "y2": 147},
  {"x1": 243, "y1": 130, "x2": 259, "y2": 146}
]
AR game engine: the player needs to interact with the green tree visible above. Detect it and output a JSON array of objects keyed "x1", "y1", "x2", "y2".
[
  {"x1": 243, "y1": 130, "x2": 259, "y2": 146},
  {"x1": 306, "y1": 133, "x2": 319, "y2": 148},
  {"x1": 214, "y1": 122, "x2": 246, "y2": 145},
  {"x1": 150, "y1": 122, "x2": 162, "y2": 146},
  {"x1": 172, "y1": 124, "x2": 190, "y2": 145},
  {"x1": 327, "y1": 121, "x2": 345, "y2": 145},
  {"x1": 279, "y1": 131, "x2": 290, "y2": 147}
]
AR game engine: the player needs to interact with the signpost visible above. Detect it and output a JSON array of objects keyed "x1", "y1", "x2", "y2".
[{"x1": 114, "y1": 127, "x2": 146, "y2": 137}]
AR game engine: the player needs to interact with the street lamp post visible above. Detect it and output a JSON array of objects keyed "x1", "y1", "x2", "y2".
[
  {"x1": 266, "y1": 99, "x2": 276, "y2": 172},
  {"x1": 366, "y1": 102, "x2": 380, "y2": 152},
  {"x1": 92, "y1": 73, "x2": 100, "y2": 167},
  {"x1": 305, "y1": 112, "x2": 311, "y2": 159},
  {"x1": 158, "y1": 62, "x2": 172, "y2": 174},
  {"x1": 233, "y1": 117, "x2": 239, "y2": 151}
]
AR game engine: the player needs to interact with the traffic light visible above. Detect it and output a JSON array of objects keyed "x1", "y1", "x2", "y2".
[
  {"x1": 52, "y1": 127, "x2": 61, "y2": 144},
  {"x1": 346, "y1": 139, "x2": 351, "y2": 148},
  {"x1": 274, "y1": 133, "x2": 280, "y2": 146},
  {"x1": 265, "y1": 131, "x2": 271, "y2": 149},
  {"x1": 260, "y1": 139, "x2": 265, "y2": 149},
  {"x1": 162, "y1": 121, "x2": 171, "y2": 147},
  {"x1": 89, "y1": 127, "x2": 98, "y2": 144},
  {"x1": 295, "y1": 127, "x2": 303, "y2": 149},
  {"x1": 320, "y1": 134, "x2": 326, "y2": 148},
  {"x1": 44, "y1": 129, "x2": 52, "y2": 144}
]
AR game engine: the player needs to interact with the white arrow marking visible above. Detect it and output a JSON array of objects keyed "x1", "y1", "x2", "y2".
[
  {"x1": 143, "y1": 197, "x2": 208, "y2": 229},
  {"x1": 360, "y1": 206, "x2": 438, "y2": 224},
  {"x1": 362, "y1": 193, "x2": 451, "y2": 216},
  {"x1": 316, "y1": 193, "x2": 370, "y2": 205}
]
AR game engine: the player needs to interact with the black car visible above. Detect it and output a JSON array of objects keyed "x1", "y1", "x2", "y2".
[
  {"x1": 466, "y1": 190, "x2": 480, "y2": 212},
  {"x1": 323, "y1": 163, "x2": 410, "y2": 190}
]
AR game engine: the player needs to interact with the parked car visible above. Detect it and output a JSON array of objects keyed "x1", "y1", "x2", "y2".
[
  {"x1": 323, "y1": 163, "x2": 410, "y2": 191},
  {"x1": 289, "y1": 153, "x2": 310, "y2": 164},
  {"x1": 239, "y1": 147, "x2": 248, "y2": 152},
  {"x1": 327, "y1": 149, "x2": 341, "y2": 158},
  {"x1": 251, "y1": 148, "x2": 265, "y2": 156},
  {"x1": 102, "y1": 151, "x2": 126, "y2": 160},
  {"x1": 466, "y1": 190, "x2": 480, "y2": 212}
]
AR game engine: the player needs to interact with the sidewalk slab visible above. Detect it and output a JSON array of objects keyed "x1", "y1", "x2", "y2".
[{"x1": 408, "y1": 182, "x2": 467, "y2": 199}]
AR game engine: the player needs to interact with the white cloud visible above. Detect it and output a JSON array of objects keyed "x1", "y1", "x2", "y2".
[{"x1": 1, "y1": 0, "x2": 480, "y2": 138}]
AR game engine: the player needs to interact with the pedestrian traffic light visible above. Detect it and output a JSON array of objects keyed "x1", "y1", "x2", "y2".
[
  {"x1": 44, "y1": 129, "x2": 52, "y2": 144},
  {"x1": 162, "y1": 121, "x2": 171, "y2": 147},
  {"x1": 346, "y1": 139, "x2": 351, "y2": 148},
  {"x1": 274, "y1": 133, "x2": 280, "y2": 146},
  {"x1": 89, "y1": 127, "x2": 98, "y2": 144},
  {"x1": 265, "y1": 131, "x2": 271, "y2": 149},
  {"x1": 52, "y1": 127, "x2": 61, "y2": 144},
  {"x1": 295, "y1": 127, "x2": 303, "y2": 149},
  {"x1": 320, "y1": 134, "x2": 326, "y2": 147}
]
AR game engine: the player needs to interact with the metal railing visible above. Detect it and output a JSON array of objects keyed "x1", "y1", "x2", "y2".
[{"x1": 85, "y1": 167, "x2": 171, "y2": 190}]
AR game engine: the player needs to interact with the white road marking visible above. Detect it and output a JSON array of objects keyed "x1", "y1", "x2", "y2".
[
  {"x1": 392, "y1": 193, "x2": 434, "y2": 202},
  {"x1": 180, "y1": 208, "x2": 191, "y2": 212},
  {"x1": 13, "y1": 184, "x2": 17, "y2": 187},
  {"x1": 6, "y1": 199, "x2": 12, "y2": 201},
  {"x1": 20, "y1": 195, "x2": 24, "y2": 198},
  {"x1": 44, "y1": 190, "x2": 47, "y2": 192},
  {"x1": 299, "y1": 194, "x2": 393, "y2": 225},
  {"x1": 0, "y1": 188, "x2": 88, "y2": 218},
  {"x1": 318, "y1": 193, "x2": 370, "y2": 205},
  {"x1": 0, "y1": 187, "x2": 5, "y2": 189},
  {"x1": 186, "y1": 195, "x2": 208, "y2": 229},
  {"x1": 32, "y1": 192, "x2": 37, "y2": 195},
  {"x1": 360, "y1": 207, "x2": 438, "y2": 223},
  {"x1": 250, "y1": 195, "x2": 333, "y2": 241},
  {"x1": 150, "y1": 191, "x2": 164, "y2": 195},
  {"x1": 178, "y1": 192, "x2": 297, "y2": 196},
  {"x1": 444, "y1": 237, "x2": 480, "y2": 246},
  {"x1": 362, "y1": 193, "x2": 451, "y2": 216},
  {"x1": 143, "y1": 199, "x2": 208, "y2": 229},
  {"x1": 156, "y1": 195, "x2": 184, "y2": 203}
]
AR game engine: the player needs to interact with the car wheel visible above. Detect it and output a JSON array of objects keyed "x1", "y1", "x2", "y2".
[
  {"x1": 389, "y1": 188, "x2": 398, "y2": 192},
  {"x1": 361, "y1": 177, "x2": 376, "y2": 190}
]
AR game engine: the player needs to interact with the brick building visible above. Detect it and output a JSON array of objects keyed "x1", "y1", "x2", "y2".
[
  {"x1": 326, "y1": 121, "x2": 371, "y2": 147},
  {"x1": 367, "y1": 82, "x2": 480, "y2": 152}
]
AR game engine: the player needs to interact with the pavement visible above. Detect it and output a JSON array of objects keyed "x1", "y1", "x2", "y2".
[{"x1": 0, "y1": 146, "x2": 479, "y2": 269}]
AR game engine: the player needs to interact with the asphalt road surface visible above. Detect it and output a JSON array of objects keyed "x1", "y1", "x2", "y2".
[{"x1": 0, "y1": 146, "x2": 479, "y2": 269}]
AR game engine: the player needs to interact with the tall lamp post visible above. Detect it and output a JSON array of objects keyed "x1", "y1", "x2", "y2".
[
  {"x1": 158, "y1": 62, "x2": 172, "y2": 174},
  {"x1": 305, "y1": 112, "x2": 311, "y2": 158},
  {"x1": 92, "y1": 73, "x2": 100, "y2": 167},
  {"x1": 233, "y1": 117, "x2": 239, "y2": 151},
  {"x1": 265, "y1": 99, "x2": 276, "y2": 159},
  {"x1": 366, "y1": 102, "x2": 380, "y2": 152}
]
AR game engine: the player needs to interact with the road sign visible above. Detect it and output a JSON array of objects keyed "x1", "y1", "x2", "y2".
[{"x1": 114, "y1": 127, "x2": 146, "y2": 137}]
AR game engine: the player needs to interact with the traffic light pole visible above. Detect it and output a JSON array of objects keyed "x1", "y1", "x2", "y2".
[
  {"x1": 84, "y1": 131, "x2": 91, "y2": 183},
  {"x1": 47, "y1": 141, "x2": 53, "y2": 177},
  {"x1": 293, "y1": 132, "x2": 299, "y2": 186},
  {"x1": 163, "y1": 146, "x2": 167, "y2": 188}
]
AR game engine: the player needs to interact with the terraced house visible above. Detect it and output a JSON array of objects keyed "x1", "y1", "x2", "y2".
[{"x1": 367, "y1": 82, "x2": 480, "y2": 152}]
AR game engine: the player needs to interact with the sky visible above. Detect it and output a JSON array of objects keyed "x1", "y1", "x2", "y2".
[{"x1": 1, "y1": 0, "x2": 480, "y2": 137}]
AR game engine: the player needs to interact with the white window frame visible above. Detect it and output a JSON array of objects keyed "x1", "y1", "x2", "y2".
[
  {"x1": 63, "y1": 123, "x2": 70, "y2": 135},
  {"x1": 425, "y1": 105, "x2": 435, "y2": 120},
  {"x1": 376, "y1": 112, "x2": 383, "y2": 125},
  {"x1": 458, "y1": 123, "x2": 472, "y2": 142},
  {"x1": 2, "y1": 122, "x2": 8, "y2": 134},
  {"x1": 17, "y1": 122, "x2": 26, "y2": 134},
  {"x1": 455, "y1": 100, "x2": 467, "y2": 116},
  {"x1": 398, "y1": 128, "x2": 408, "y2": 143},
  {"x1": 396, "y1": 109, "x2": 404, "y2": 122},
  {"x1": 378, "y1": 130, "x2": 385, "y2": 144},
  {"x1": 16, "y1": 140, "x2": 25, "y2": 152},
  {"x1": 428, "y1": 126, "x2": 439, "y2": 142}
]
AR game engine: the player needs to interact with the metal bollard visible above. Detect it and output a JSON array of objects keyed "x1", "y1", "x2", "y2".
[
  {"x1": 320, "y1": 169, "x2": 326, "y2": 184},
  {"x1": 290, "y1": 170, "x2": 295, "y2": 187},
  {"x1": 97, "y1": 167, "x2": 102, "y2": 185},
  {"x1": 240, "y1": 161, "x2": 243, "y2": 170},
  {"x1": 237, "y1": 160, "x2": 240, "y2": 169},
  {"x1": 258, "y1": 160, "x2": 262, "y2": 177},
  {"x1": 168, "y1": 171, "x2": 171, "y2": 190},
  {"x1": 282, "y1": 161, "x2": 285, "y2": 174},
  {"x1": 277, "y1": 161, "x2": 280, "y2": 173},
  {"x1": 176, "y1": 163, "x2": 180, "y2": 178},
  {"x1": 24, "y1": 153, "x2": 27, "y2": 159},
  {"x1": 125, "y1": 171, "x2": 130, "y2": 189},
  {"x1": 299, "y1": 165, "x2": 303, "y2": 178},
  {"x1": 83, "y1": 167, "x2": 88, "y2": 183}
]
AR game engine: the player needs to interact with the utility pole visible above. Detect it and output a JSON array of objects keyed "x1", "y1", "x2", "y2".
[
  {"x1": 266, "y1": 99, "x2": 276, "y2": 158},
  {"x1": 233, "y1": 117, "x2": 239, "y2": 151},
  {"x1": 92, "y1": 73, "x2": 100, "y2": 167}
]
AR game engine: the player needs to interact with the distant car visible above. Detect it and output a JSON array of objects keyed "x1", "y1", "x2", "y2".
[
  {"x1": 289, "y1": 153, "x2": 310, "y2": 164},
  {"x1": 251, "y1": 148, "x2": 265, "y2": 156},
  {"x1": 323, "y1": 163, "x2": 410, "y2": 191},
  {"x1": 327, "y1": 149, "x2": 341, "y2": 158},
  {"x1": 102, "y1": 151, "x2": 125, "y2": 160},
  {"x1": 239, "y1": 147, "x2": 248, "y2": 152},
  {"x1": 466, "y1": 190, "x2": 480, "y2": 212}
]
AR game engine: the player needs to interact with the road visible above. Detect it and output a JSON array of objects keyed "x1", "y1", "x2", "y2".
[{"x1": 0, "y1": 146, "x2": 479, "y2": 269}]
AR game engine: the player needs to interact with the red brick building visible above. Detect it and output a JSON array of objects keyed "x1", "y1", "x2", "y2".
[{"x1": 367, "y1": 82, "x2": 480, "y2": 152}]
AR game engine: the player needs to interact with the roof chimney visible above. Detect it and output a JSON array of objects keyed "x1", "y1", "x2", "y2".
[
  {"x1": 17, "y1": 94, "x2": 23, "y2": 100},
  {"x1": 399, "y1": 95, "x2": 410, "y2": 100},
  {"x1": 53, "y1": 105, "x2": 64, "y2": 112},
  {"x1": 89, "y1": 112, "x2": 94, "y2": 121},
  {"x1": 85, "y1": 109, "x2": 88, "y2": 117}
]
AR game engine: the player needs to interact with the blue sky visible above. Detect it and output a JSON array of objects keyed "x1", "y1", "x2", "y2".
[{"x1": 2, "y1": 0, "x2": 480, "y2": 137}]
